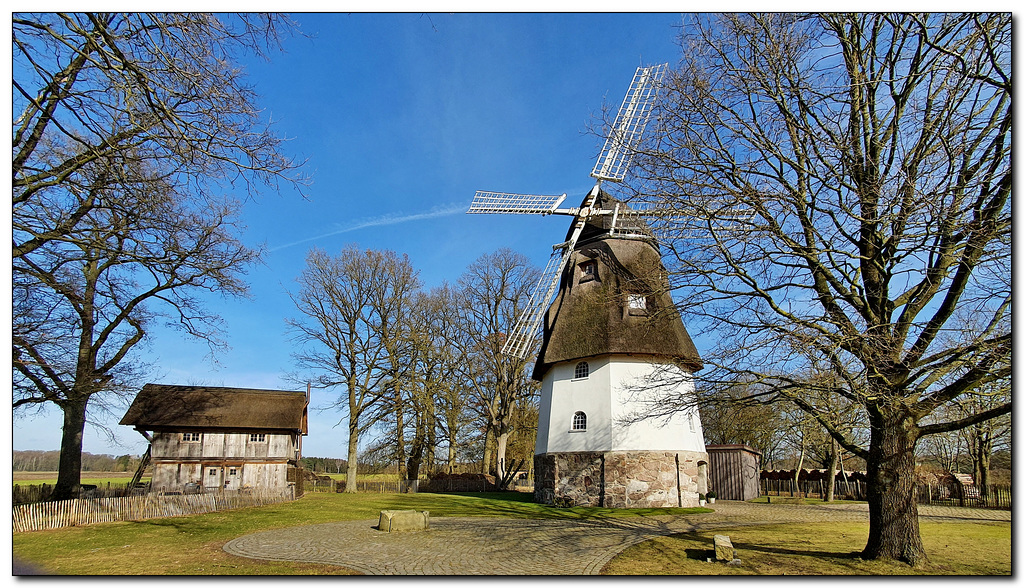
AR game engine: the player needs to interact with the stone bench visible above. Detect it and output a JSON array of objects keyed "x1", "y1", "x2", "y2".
[{"x1": 377, "y1": 509, "x2": 430, "y2": 532}]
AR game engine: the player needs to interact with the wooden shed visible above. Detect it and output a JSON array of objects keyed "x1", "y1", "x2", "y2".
[
  {"x1": 120, "y1": 384, "x2": 308, "y2": 494},
  {"x1": 706, "y1": 444, "x2": 761, "y2": 501}
]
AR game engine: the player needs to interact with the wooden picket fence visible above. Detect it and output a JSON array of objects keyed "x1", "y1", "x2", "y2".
[
  {"x1": 13, "y1": 481, "x2": 149, "y2": 505},
  {"x1": 13, "y1": 488, "x2": 295, "y2": 533}
]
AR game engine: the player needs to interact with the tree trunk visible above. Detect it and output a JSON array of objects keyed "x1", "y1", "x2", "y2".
[
  {"x1": 862, "y1": 413, "x2": 925, "y2": 565},
  {"x1": 972, "y1": 432, "x2": 992, "y2": 500},
  {"x1": 447, "y1": 428, "x2": 458, "y2": 474},
  {"x1": 406, "y1": 415, "x2": 426, "y2": 483},
  {"x1": 793, "y1": 435, "x2": 805, "y2": 497},
  {"x1": 825, "y1": 437, "x2": 839, "y2": 502},
  {"x1": 424, "y1": 404, "x2": 437, "y2": 476},
  {"x1": 482, "y1": 426, "x2": 495, "y2": 475},
  {"x1": 345, "y1": 417, "x2": 359, "y2": 493},
  {"x1": 394, "y1": 390, "x2": 407, "y2": 481},
  {"x1": 53, "y1": 398, "x2": 88, "y2": 500},
  {"x1": 495, "y1": 430, "x2": 510, "y2": 482}
]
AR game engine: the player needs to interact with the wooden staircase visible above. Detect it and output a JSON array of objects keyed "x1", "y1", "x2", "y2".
[{"x1": 126, "y1": 447, "x2": 152, "y2": 495}]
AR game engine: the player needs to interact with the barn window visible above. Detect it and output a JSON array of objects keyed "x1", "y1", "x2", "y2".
[
  {"x1": 208, "y1": 468, "x2": 217, "y2": 476},
  {"x1": 572, "y1": 411, "x2": 587, "y2": 431},
  {"x1": 182, "y1": 432, "x2": 201, "y2": 442},
  {"x1": 250, "y1": 433, "x2": 267, "y2": 442},
  {"x1": 229, "y1": 468, "x2": 238, "y2": 475},
  {"x1": 574, "y1": 361, "x2": 589, "y2": 379}
]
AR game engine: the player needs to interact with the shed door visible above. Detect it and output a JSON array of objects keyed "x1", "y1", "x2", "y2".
[
  {"x1": 204, "y1": 465, "x2": 223, "y2": 489},
  {"x1": 224, "y1": 465, "x2": 242, "y2": 490}
]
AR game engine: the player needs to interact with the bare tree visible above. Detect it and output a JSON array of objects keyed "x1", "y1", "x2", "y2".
[
  {"x1": 456, "y1": 249, "x2": 541, "y2": 481},
  {"x1": 426, "y1": 286, "x2": 479, "y2": 474},
  {"x1": 288, "y1": 247, "x2": 419, "y2": 492},
  {"x1": 405, "y1": 286, "x2": 473, "y2": 479},
  {"x1": 13, "y1": 14, "x2": 305, "y2": 260},
  {"x1": 698, "y1": 379, "x2": 786, "y2": 465},
  {"x1": 954, "y1": 381, "x2": 1010, "y2": 500},
  {"x1": 13, "y1": 13, "x2": 303, "y2": 500},
  {"x1": 630, "y1": 13, "x2": 1010, "y2": 564}
]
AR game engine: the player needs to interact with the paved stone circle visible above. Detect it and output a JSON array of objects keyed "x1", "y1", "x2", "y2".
[{"x1": 222, "y1": 500, "x2": 1009, "y2": 575}]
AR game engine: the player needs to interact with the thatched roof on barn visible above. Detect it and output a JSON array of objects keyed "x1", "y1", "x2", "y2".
[
  {"x1": 119, "y1": 384, "x2": 308, "y2": 433},
  {"x1": 533, "y1": 201, "x2": 702, "y2": 380}
]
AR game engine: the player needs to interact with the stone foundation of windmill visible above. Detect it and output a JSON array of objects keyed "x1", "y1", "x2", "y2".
[{"x1": 534, "y1": 450, "x2": 708, "y2": 508}]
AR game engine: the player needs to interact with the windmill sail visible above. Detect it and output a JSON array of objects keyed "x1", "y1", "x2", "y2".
[
  {"x1": 591, "y1": 63, "x2": 667, "y2": 182},
  {"x1": 468, "y1": 191, "x2": 567, "y2": 215},
  {"x1": 501, "y1": 246, "x2": 572, "y2": 359}
]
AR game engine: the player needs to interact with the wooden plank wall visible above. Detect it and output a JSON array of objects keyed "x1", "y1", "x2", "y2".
[
  {"x1": 707, "y1": 446, "x2": 761, "y2": 501},
  {"x1": 153, "y1": 432, "x2": 296, "y2": 459}
]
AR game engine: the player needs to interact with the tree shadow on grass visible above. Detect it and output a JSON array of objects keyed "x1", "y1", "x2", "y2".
[
  {"x1": 729, "y1": 540, "x2": 864, "y2": 560},
  {"x1": 420, "y1": 491, "x2": 710, "y2": 522}
]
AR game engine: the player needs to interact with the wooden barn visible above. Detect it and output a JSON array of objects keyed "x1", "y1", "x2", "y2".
[
  {"x1": 120, "y1": 384, "x2": 308, "y2": 494},
  {"x1": 706, "y1": 444, "x2": 761, "y2": 501}
]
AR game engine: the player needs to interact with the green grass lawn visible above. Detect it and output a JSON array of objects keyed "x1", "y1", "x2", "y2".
[
  {"x1": 601, "y1": 520, "x2": 1011, "y2": 575},
  {"x1": 12, "y1": 491, "x2": 1009, "y2": 575}
]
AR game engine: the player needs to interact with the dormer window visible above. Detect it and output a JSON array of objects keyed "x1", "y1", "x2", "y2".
[
  {"x1": 579, "y1": 261, "x2": 597, "y2": 283},
  {"x1": 627, "y1": 293, "x2": 650, "y2": 316},
  {"x1": 574, "y1": 361, "x2": 590, "y2": 379}
]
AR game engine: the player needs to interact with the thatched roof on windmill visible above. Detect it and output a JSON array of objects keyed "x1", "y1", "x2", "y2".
[
  {"x1": 533, "y1": 193, "x2": 702, "y2": 380},
  {"x1": 119, "y1": 384, "x2": 308, "y2": 433}
]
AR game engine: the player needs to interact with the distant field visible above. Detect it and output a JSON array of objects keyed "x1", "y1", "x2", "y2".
[{"x1": 14, "y1": 472, "x2": 145, "y2": 486}]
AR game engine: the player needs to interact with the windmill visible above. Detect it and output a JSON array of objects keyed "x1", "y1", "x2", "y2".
[
  {"x1": 467, "y1": 64, "x2": 667, "y2": 360},
  {"x1": 467, "y1": 65, "x2": 710, "y2": 509}
]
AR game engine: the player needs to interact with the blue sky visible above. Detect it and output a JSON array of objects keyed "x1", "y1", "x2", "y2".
[{"x1": 12, "y1": 12, "x2": 693, "y2": 458}]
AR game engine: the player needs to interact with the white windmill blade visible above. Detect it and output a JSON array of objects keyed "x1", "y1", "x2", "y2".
[
  {"x1": 501, "y1": 247, "x2": 571, "y2": 359},
  {"x1": 501, "y1": 186, "x2": 601, "y2": 358},
  {"x1": 467, "y1": 191, "x2": 568, "y2": 215},
  {"x1": 591, "y1": 63, "x2": 668, "y2": 182}
]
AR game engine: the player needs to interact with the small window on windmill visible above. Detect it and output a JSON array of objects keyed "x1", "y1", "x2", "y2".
[
  {"x1": 627, "y1": 293, "x2": 649, "y2": 316},
  {"x1": 182, "y1": 432, "x2": 201, "y2": 443},
  {"x1": 572, "y1": 411, "x2": 587, "y2": 431},
  {"x1": 574, "y1": 361, "x2": 589, "y2": 380},
  {"x1": 579, "y1": 260, "x2": 597, "y2": 283}
]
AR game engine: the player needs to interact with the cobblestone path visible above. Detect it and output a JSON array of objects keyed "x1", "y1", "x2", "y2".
[{"x1": 221, "y1": 501, "x2": 1009, "y2": 575}]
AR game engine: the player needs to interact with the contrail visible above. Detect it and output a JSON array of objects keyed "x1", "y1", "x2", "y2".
[{"x1": 268, "y1": 203, "x2": 467, "y2": 252}]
